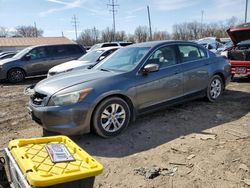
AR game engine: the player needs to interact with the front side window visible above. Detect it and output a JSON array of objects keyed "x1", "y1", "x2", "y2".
[
  {"x1": 95, "y1": 47, "x2": 150, "y2": 72},
  {"x1": 28, "y1": 47, "x2": 47, "y2": 60},
  {"x1": 178, "y1": 45, "x2": 207, "y2": 63},
  {"x1": 147, "y1": 46, "x2": 177, "y2": 68}
]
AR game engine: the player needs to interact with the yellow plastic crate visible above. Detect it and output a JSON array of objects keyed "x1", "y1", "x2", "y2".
[{"x1": 8, "y1": 136, "x2": 103, "y2": 187}]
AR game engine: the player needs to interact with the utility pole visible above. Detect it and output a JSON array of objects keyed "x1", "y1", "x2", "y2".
[
  {"x1": 93, "y1": 27, "x2": 98, "y2": 43},
  {"x1": 107, "y1": 0, "x2": 119, "y2": 41},
  {"x1": 147, "y1": 5, "x2": 152, "y2": 41},
  {"x1": 200, "y1": 10, "x2": 204, "y2": 37},
  {"x1": 71, "y1": 15, "x2": 79, "y2": 41},
  {"x1": 34, "y1": 22, "x2": 38, "y2": 37},
  {"x1": 245, "y1": 0, "x2": 248, "y2": 23},
  {"x1": 62, "y1": 31, "x2": 64, "y2": 37}
]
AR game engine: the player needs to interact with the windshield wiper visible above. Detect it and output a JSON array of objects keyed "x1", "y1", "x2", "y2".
[{"x1": 100, "y1": 68, "x2": 111, "y2": 72}]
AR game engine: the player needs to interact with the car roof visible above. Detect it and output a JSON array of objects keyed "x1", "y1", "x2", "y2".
[
  {"x1": 129, "y1": 40, "x2": 199, "y2": 48},
  {"x1": 28, "y1": 43, "x2": 79, "y2": 49},
  {"x1": 93, "y1": 46, "x2": 121, "y2": 51}
]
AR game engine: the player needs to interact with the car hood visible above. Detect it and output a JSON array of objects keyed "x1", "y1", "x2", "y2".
[
  {"x1": 35, "y1": 69, "x2": 114, "y2": 95},
  {"x1": 49, "y1": 60, "x2": 93, "y2": 73},
  {"x1": 227, "y1": 23, "x2": 250, "y2": 45},
  {"x1": 0, "y1": 57, "x2": 17, "y2": 65}
]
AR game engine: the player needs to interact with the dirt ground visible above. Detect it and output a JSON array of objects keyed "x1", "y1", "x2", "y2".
[{"x1": 0, "y1": 77, "x2": 250, "y2": 188}]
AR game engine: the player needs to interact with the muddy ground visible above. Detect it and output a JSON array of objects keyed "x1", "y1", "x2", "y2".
[{"x1": 0, "y1": 77, "x2": 250, "y2": 188}]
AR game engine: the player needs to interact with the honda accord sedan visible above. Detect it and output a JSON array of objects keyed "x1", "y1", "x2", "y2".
[{"x1": 28, "y1": 40, "x2": 231, "y2": 138}]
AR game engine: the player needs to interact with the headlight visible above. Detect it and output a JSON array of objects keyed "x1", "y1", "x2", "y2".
[{"x1": 48, "y1": 88, "x2": 92, "y2": 106}]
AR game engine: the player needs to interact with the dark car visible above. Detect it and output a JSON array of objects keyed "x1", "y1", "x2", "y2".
[
  {"x1": 0, "y1": 44, "x2": 86, "y2": 83},
  {"x1": 28, "y1": 40, "x2": 231, "y2": 138},
  {"x1": 224, "y1": 23, "x2": 250, "y2": 77}
]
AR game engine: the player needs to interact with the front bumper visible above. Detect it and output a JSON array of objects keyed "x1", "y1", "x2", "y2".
[
  {"x1": 29, "y1": 101, "x2": 93, "y2": 135},
  {"x1": 0, "y1": 68, "x2": 7, "y2": 80}
]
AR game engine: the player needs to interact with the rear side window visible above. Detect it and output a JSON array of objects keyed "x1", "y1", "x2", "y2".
[
  {"x1": 178, "y1": 45, "x2": 207, "y2": 63},
  {"x1": 119, "y1": 42, "x2": 133, "y2": 47},
  {"x1": 67, "y1": 45, "x2": 84, "y2": 54},
  {"x1": 102, "y1": 43, "x2": 119, "y2": 48},
  {"x1": 54, "y1": 45, "x2": 68, "y2": 56}
]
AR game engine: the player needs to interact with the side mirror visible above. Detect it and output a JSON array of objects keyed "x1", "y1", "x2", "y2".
[
  {"x1": 99, "y1": 56, "x2": 105, "y2": 61},
  {"x1": 24, "y1": 54, "x2": 31, "y2": 61},
  {"x1": 142, "y1": 64, "x2": 159, "y2": 74}
]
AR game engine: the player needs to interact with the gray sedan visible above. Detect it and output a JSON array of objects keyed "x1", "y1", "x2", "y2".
[{"x1": 28, "y1": 40, "x2": 231, "y2": 138}]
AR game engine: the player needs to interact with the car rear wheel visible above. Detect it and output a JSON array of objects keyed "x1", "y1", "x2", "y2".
[
  {"x1": 7, "y1": 68, "x2": 25, "y2": 83},
  {"x1": 206, "y1": 75, "x2": 224, "y2": 102},
  {"x1": 93, "y1": 97, "x2": 131, "y2": 138}
]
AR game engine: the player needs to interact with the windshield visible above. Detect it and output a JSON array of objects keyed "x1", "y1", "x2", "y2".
[
  {"x1": 12, "y1": 47, "x2": 32, "y2": 59},
  {"x1": 94, "y1": 47, "x2": 150, "y2": 72},
  {"x1": 89, "y1": 44, "x2": 102, "y2": 51},
  {"x1": 78, "y1": 49, "x2": 104, "y2": 62}
]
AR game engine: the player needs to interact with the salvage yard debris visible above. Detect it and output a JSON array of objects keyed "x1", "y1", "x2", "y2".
[
  {"x1": 194, "y1": 133, "x2": 217, "y2": 140},
  {"x1": 134, "y1": 166, "x2": 178, "y2": 179}
]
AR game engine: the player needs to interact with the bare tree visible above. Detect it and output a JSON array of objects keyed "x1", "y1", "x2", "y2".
[
  {"x1": 77, "y1": 27, "x2": 100, "y2": 46},
  {"x1": 16, "y1": 25, "x2": 43, "y2": 37},
  {"x1": 152, "y1": 31, "x2": 171, "y2": 41},
  {"x1": 172, "y1": 17, "x2": 240, "y2": 40},
  {"x1": 115, "y1": 31, "x2": 127, "y2": 41},
  {"x1": 0, "y1": 26, "x2": 8, "y2": 37},
  {"x1": 127, "y1": 34, "x2": 136, "y2": 43},
  {"x1": 101, "y1": 27, "x2": 114, "y2": 42},
  {"x1": 134, "y1": 26, "x2": 149, "y2": 42}
]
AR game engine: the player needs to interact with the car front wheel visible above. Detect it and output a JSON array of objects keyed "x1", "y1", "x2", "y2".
[
  {"x1": 7, "y1": 68, "x2": 25, "y2": 83},
  {"x1": 93, "y1": 97, "x2": 131, "y2": 138},
  {"x1": 206, "y1": 75, "x2": 224, "y2": 102}
]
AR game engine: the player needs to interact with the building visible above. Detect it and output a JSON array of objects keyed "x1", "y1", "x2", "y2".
[{"x1": 0, "y1": 37, "x2": 75, "y2": 52}]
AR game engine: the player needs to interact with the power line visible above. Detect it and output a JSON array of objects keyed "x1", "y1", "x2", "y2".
[
  {"x1": 71, "y1": 15, "x2": 79, "y2": 40},
  {"x1": 107, "y1": 0, "x2": 119, "y2": 41},
  {"x1": 147, "y1": 5, "x2": 152, "y2": 41}
]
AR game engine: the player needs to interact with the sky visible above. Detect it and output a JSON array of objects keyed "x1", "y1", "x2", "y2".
[{"x1": 0, "y1": 0, "x2": 248, "y2": 40}]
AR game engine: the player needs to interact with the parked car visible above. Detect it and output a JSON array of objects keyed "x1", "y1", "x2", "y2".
[
  {"x1": 47, "y1": 46, "x2": 120, "y2": 77},
  {"x1": 89, "y1": 42, "x2": 133, "y2": 51},
  {"x1": 0, "y1": 44, "x2": 86, "y2": 83},
  {"x1": 28, "y1": 40, "x2": 231, "y2": 137},
  {"x1": 221, "y1": 23, "x2": 250, "y2": 78},
  {"x1": 0, "y1": 52, "x2": 16, "y2": 60},
  {"x1": 197, "y1": 39, "x2": 225, "y2": 54}
]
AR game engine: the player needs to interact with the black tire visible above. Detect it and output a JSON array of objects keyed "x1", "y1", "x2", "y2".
[
  {"x1": 93, "y1": 97, "x2": 131, "y2": 138},
  {"x1": 206, "y1": 75, "x2": 224, "y2": 102},
  {"x1": 7, "y1": 68, "x2": 25, "y2": 83},
  {"x1": 42, "y1": 128, "x2": 57, "y2": 137}
]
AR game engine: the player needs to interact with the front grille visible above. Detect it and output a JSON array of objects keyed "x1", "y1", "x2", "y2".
[{"x1": 31, "y1": 92, "x2": 47, "y2": 106}]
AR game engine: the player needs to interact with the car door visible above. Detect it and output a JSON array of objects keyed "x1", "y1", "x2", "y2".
[
  {"x1": 50, "y1": 45, "x2": 76, "y2": 68},
  {"x1": 177, "y1": 44, "x2": 210, "y2": 95},
  {"x1": 23, "y1": 46, "x2": 51, "y2": 76},
  {"x1": 135, "y1": 45, "x2": 183, "y2": 110}
]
